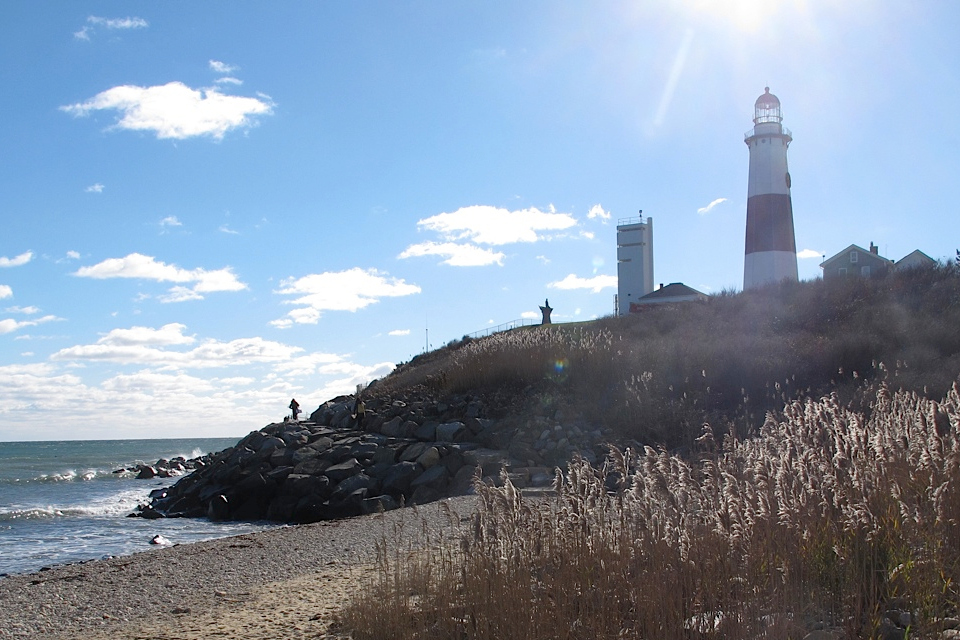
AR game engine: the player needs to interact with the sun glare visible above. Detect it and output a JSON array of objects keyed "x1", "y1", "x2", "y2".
[{"x1": 685, "y1": 0, "x2": 789, "y2": 33}]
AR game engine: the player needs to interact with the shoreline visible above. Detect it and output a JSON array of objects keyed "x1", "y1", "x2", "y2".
[{"x1": 0, "y1": 495, "x2": 479, "y2": 640}]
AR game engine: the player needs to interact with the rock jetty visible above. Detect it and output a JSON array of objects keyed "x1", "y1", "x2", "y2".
[
  {"x1": 137, "y1": 392, "x2": 607, "y2": 523},
  {"x1": 114, "y1": 454, "x2": 210, "y2": 480}
]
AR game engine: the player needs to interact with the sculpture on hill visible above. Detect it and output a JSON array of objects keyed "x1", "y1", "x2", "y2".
[{"x1": 540, "y1": 299, "x2": 553, "y2": 325}]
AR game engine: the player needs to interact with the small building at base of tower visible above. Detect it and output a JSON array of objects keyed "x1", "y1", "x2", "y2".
[{"x1": 628, "y1": 282, "x2": 707, "y2": 312}]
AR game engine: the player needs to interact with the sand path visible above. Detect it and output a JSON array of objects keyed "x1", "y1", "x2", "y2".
[{"x1": 0, "y1": 496, "x2": 477, "y2": 640}]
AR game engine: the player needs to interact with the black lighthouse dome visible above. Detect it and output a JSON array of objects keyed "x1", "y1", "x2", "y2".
[{"x1": 754, "y1": 87, "x2": 782, "y2": 124}]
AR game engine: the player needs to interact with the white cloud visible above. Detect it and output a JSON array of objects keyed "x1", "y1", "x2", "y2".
[
  {"x1": 75, "y1": 16, "x2": 147, "y2": 40},
  {"x1": 0, "y1": 285, "x2": 11, "y2": 299},
  {"x1": 548, "y1": 273, "x2": 618, "y2": 293},
  {"x1": 52, "y1": 334, "x2": 302, "y2": 369},
  {"x1": 160, "y1": 216, "x2": 182, "y2": 228},
  {"x1": 398, "y1": 242, "x2": 505, "y2": 267},
  {"x1": 520, "y1": 311, "x2": 539, "y2": 319},
  {"x1": 61, "y1": 81, "x2": 274, "y2": 140},
  {"x1": 272, "y1": 352, "x2": 345, "y2": 377},
  {"x1": 0, "y1": 251, "x2": 33, "y2": 268},
  {"x1": 797, "y1": 249, "x2": 823, "y2": 259},
  {"x1": 85, "y1": 183, "x2": 105, "y2": 193},
  {"x1": 587, "y1": 204, "x2": 611, "y2": 221},
  {"x1": 697, "y1": 197, "x2": 728, "y2": 215},
  {"x1": 97, "y1": 323, "x2": 196, "y2": 347},
  {"x1": 388, "y1": 329, "x2": 410, "y2": 336},
  {"x1": 209, "y1": 60, "x2": 239, "y2": 74},
  {"x1": 311, "y1": 361, "x2": 396, "y2": 401},
  {"x1": 215, "y1": 77, "x2": 244, "y2": 86},
  {"x1": 89, "y1": 16, "x2": 148, "y2": 30},
  {"x1": 74, "y1": 253, "x2": 247, "y2": 301},
  {"x1": 157, "y1": 287, "x2": 205, "y2": 303},
  {"x1": 5, "y1": 305, "x2": 39, "y2": 314},
  {"x1": 272, "y1": 268, "x2": 421, "y2": 327},
  {"x1": 415, "y1": 205, "x2": 577, "y2": 246},
  {"x1": 219, "y1": 224, "x2": 240, "y2": 235},
  {"x1": 0, "y1": 315, "x2": 62, "y2": 335},
  {"x1": 66, "y1": 251, "x2": 80, "y2": 260}
]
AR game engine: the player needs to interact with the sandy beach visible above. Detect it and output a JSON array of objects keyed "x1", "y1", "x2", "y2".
[{"x1": 0, "y1": 495, "x2": 478, "y2": 640}]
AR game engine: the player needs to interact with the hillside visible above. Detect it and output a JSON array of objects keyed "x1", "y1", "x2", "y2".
[
  {"x1": 371, "y1": 264, "x2": 960, "y2": 450},
  {"x1": 339, "y1": 264, "x2": 960, "y2": 640}
]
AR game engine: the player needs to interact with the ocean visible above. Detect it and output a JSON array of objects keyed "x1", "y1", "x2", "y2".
[{"x1": 0, "y1": 438, "x2": 278, "y2": 577}]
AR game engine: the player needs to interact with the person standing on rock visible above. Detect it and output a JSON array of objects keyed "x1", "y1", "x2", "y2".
[
  {"x1": 352, "y1": 396, "x2": 365, "y2": 429},
  {"x1": 289, "y1": 398, "x2": 300, "y2": 421}
]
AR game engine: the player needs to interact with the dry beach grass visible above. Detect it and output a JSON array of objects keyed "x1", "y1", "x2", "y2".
[{"x1": 342, "y1": 383, "x2": 960, "y2": 639}]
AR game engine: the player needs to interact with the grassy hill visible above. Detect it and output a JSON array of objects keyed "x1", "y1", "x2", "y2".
[
  {"x1": 374, "y1": 264, "x2": 960, "y2": 449},
  {"x1": 341, "y1": 264, "x2": 960, "y2": 640}
]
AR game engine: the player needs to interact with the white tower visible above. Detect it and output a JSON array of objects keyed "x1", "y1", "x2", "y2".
[
  {"x1": 617, "y1": 215, "x2": 653, "y2": 314},
  {"x1": 743, "y1": 87, "x2": 798, "y2": 290}
]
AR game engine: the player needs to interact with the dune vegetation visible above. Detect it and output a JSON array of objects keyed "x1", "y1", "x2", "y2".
[{"x1": 343, "y1": 265, "x2": 960, "y2": 639}]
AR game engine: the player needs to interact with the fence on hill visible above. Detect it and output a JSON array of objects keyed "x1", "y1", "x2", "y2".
[{"x1": 464, "y1": 318, "x2": 538, "y2": 340}]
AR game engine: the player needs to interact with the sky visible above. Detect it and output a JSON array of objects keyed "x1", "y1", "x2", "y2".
[{"x1": 2, "y1": 2, "x2": 959, "y2": 441}]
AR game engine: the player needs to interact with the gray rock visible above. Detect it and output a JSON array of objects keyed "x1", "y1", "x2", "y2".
[
  {"x1": 466, "y1": 417, "x2": 494, "y2": 435},
  {"x1": 463, "y1": 448, "x2": 512, "y2": 475},
  {"x1": 136, "y1": 465, "x2": 156, "y2": 479},
  {"x1": 325, "y1": 458, "x2": 362, "y2": 482},
  {"x1": 382, "y1": 461, "x2": 419, "y2": 495},
  {"x1": 269, "y1": 447, "x2": 295, "y2": 467},
  {"x1": 293, "y1": 457, "x2": 329, "y2": 476},
  {"x1": 380, "y1": 417, "x2": 403, "y2": 437},
  {"x1": 372, "y1": 445, "x2": 397, "y2": 464},
  {"x1": 416, "y1": 446, "x2": 441, "y2": 469},
  {"x1": 414, "y1": 421, "x2": 437, "y2": 441},
  {"x1": 266, "y1": 494, "x2": 299, "y2": 521},
  {"x1": 258, "y1": 437, "x2": 286, "y2": 453},
  {"x1": 411, "y1": 464, "x2": 449, "y2": 490},
  {"x1": 436, "y1": 422, "x2": 465, "y2": 442},
  {"x1": 292, "y1": 447, "x2": 320, "y2": 464},
  {"x1": 362, "y1": 494, "x2": 400, "y2": 514},
  {"x1": 465, "y1": 402, "x2": 482, "y2": 419},
  {"x1": 440, "y1": 448, "x2": 464, "y2": 475},
  {"x1": 348, "y1": 442, "x2": 379, "y2": 460},
  {"x1": 207, "y1": 495, "x2": 229, "y2": 521},
  {"x1": 878, "y1": 618, "x2": 905, "y2": 640},
  {"x1": 400, "y1": 442, "x2": 429, "y2": 463},
  {"x1": 282, "y1": 473, "x2": 330, "y2": 498},
  {"x1": 330, "y1": 473, "x2": 374, "y2": 502}
]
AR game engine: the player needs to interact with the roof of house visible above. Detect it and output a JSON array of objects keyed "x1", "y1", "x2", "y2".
[
  {"x1": 896, "y1": 249, "x2": 937, "y2": 268},
  {"x1": 820, "y1": 244, "x2": 893, "y2": 268},
  {"x1": 638, "y1": 282, "x2": 707, "y2": 301}
]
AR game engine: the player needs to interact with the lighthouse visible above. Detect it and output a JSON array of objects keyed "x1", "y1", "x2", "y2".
[{"x1": 743, "y1": 87, "x2": 798, "y2": 290}]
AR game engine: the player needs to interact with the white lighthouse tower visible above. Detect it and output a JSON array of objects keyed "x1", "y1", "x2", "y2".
[
  {"x1": 743, "y1": 87, "x2": 798, "y2": 290},
  {"x1": 616, "y1": 215, "x2": 653, "y2": 314}
]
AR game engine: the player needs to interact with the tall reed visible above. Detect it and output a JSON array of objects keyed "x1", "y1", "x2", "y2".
[{"x1": 341, "y1": 381, "x2": 960, "y2": 639}]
